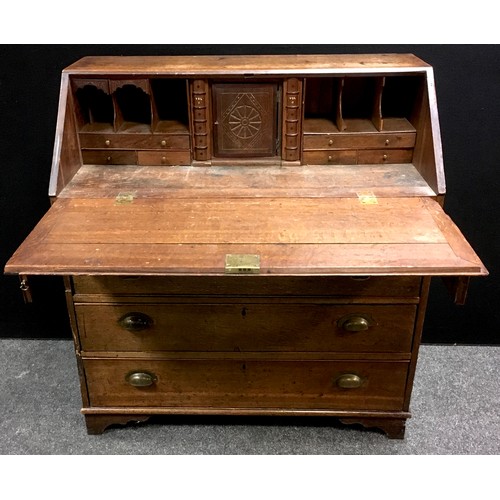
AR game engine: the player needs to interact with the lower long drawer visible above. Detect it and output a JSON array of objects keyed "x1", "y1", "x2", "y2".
[{"x1": 83, "y1": 358, "x2": 408, "y2": 411}]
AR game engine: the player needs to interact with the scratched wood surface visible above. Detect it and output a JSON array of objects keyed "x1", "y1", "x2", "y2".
[
  {"x1": 5, "y1": 196, "x2": 487, "y2": 276},
  {"x1": 83, "y1": 358, "x2": 408, "y2": 410},
  {"x1": 64, "y1": 54, "x2": 430, "y2": 76},
  {"x1": 58, "y1": 164, "x2": 435, "y2": 199}
]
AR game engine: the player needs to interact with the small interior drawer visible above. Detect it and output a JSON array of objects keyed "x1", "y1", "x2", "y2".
[
  {"x1": 137, "y1": 151, "x2": 191, "y2": 166},
  {"x1": 81, "y1": 150, "x2": 137, "y2": 165},
  {"x1": 303, "y1": 132, "x2": 416, "y2": 150},
  {"x1": 357, "y1": 149, "x2": 413, "y2": 164},
  {"x1": 79, "y1": 133, "x2": 190, "y2": 150},
  {"x1": 303, "y1": 150, "x2": 357, "y2": 165}
]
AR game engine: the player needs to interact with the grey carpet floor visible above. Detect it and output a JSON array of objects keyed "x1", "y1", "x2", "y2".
[{"x1": 0, "y1": 339, "x2": 498, "y2": 454}]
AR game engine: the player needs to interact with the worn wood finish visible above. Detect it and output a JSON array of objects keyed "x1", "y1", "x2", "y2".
[
  {"x1": 83, "y1": 358, "x2": 408, "y2": 410},
  {"x1": 72, "y1": 275, "x2": 422, "y2": 297},
  {"x1": 6, "y1": 54, "x2": 488, "y2": 438},
  {"x1": 82, "y1": 407, "x2": 410, "y2": 435},
  {"x1": 58, "y1": 164, "x2": 437, "y2": 199},
  {"x1": 411, "y1": 71, "x2": 445, "y2": 194},
  {"x1": 75, "y1": 303, "x2": 416, "y2": 353},
  {"x1": 64, "y1": 54, "x2": 430, "y2": 76},
  {"x1": 84, "y1": 414, "x2": 151, "y2": 435},
  {"x1": 48, "y1": 75, "x2": 82, "y2": 199},
  {"x1": 5, "y1": 197, "x2": 486, "y2": 276},
  {"x1": 339, "y1": 417, "x2": 407, "y2": 439}
]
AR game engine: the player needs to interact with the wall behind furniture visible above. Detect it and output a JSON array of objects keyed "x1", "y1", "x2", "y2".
[{"x1": 1, "y1": 44, "x2": 498, "y2": 343}]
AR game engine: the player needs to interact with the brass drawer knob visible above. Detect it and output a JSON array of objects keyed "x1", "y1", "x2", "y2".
[
  {"x1": 336, "y1": 373, "x2": 363, "y2": 389},
  {"x1": 105, "y1": 139, "x2": 111, "y2": 146},
  {"x1": 160, "y1": 140, "x2": 167, "y2": 147},
  {"x1": 328, "y1": 139, "x2": 333, "y2": 146},
  {"x1": 126, "y1": 371, "x2": 157, "y2": 387},
  {"x1": 118, "y1": 312, "x2": 153, "y2": 332},
  {"x1": 338, "y1": 315, "x2": 371, "y2": 332}
]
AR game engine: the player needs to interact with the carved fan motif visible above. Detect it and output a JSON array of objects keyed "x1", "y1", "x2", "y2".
[{"x1": 229, "y1": 105, "x2": 262, "y2": 139}]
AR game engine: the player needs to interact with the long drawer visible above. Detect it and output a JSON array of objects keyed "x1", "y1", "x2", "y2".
[
  {"x1": 75, "y1": 303, "x2": 416, "y2": 353},
  {"x1": 83, "y1": 358, "x2": 408, "y2": 411},
  {"x1": 72, "y1": 275, "x2": 421, "y2": 298}
]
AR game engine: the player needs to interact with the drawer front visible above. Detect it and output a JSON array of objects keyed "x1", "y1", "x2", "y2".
[
  {"x1": 303, "y1": 149, "x2": 413, "y2": 165},
  {"x1": 303, "y1": 132, "x2": 416, "y2": 150},
  {"x1": 303, "y1": 150, "x2": 357, "y2": 165},
  {"x1": 79, "y1": 133, "x2": 190, "y2": 150},
  {"x1": 76, "y1": 303, "x2": 416, "y2": 353},
  {"x1": 137, "y1": 151, "x2": 191, "y2": 166},
  {"x1": 84, "y1": 358, "x2": 408, "y2": 411},
  {"x1": 81, "y1": 150, "x2": 137, "y2": 165},
  {"x1": 357, "y1": 149, "x2": 413, "y2": 164},
  {"x1": 72, "y1": 275, "x2": 421, "y2": 297}
]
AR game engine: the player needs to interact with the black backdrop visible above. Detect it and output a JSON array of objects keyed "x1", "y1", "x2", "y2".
[{"x1": 1, "y1": 44, "x2": 498, "y2": 344}]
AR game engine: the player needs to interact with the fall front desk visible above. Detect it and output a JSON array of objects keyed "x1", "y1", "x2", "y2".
[{"x1": 5, "y1": 54, "x2": 487, "y2": 438}]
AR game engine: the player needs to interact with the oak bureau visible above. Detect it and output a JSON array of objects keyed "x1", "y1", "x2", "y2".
[{"x1": 5, "y1": 54, "x2": 487, "y2": 438}]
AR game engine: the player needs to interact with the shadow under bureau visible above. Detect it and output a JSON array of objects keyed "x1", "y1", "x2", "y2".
[{"x1": 5, "y1": 54, "x2": 487, "y2": 438}]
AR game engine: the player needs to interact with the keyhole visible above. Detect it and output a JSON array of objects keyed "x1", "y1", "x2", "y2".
[{"x1": 241, "y1": 307, "x2": 247, "y2": 318}]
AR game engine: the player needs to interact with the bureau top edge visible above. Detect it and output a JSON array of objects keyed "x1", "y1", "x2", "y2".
[{"x1": 62, "y1": 54, "x2": 431, "y2": 76}]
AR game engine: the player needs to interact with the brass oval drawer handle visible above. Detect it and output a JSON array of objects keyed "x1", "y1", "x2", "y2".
[
  {"x1": 338, "y1": 315, "x2": 371, "y2": 332},
  {"x1": 118, "y1": 312, "x2": 153, "y2": 332},
  {"x1": 336, "y1": 373, "x2": 363, "y2": 389},
  {"x1": 126, "y1": 371, "x2": 157, "y2": 387}
]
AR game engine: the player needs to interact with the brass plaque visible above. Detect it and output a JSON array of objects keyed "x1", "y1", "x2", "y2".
[
  {"x1": 114, "y1": 192, "x2": 136, "y2": 205},
  {"x1": 357, "y1": 190, "x2": 378, "y2": 205},
  {"x1": 225, "y1": 254, "x2": 261, "y2": 274}
]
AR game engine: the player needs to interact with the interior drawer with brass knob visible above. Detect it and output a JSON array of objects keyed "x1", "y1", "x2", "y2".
[
  {"x1": 78, "y1": 133, "x2": 190, "y2": 150},
  {"x1": 137, "y1": 151, "x2": 191, "y2": 166},
  {"x1": 81, "y1": 150, "x2": 137, "y2": 165},
  {"x1": 357, "y1": 149, "x2": 413, "y2": 164},
  {"x1": 83, "y1": 358, "x2": 409, "y2": 411},
  {"x1": 302, "y1": 150, "x2": 357, "y2": 165},
  {"x1": 303, "y1": 132, "x2": 416, "y2": 150},
  {"x1": 75, "y1": 303, "x2": 416, "y2": 353}
]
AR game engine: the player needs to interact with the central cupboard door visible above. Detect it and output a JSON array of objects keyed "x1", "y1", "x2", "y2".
[{"x1": 212, "y1": 83, "x2": 279, "y2": 157}]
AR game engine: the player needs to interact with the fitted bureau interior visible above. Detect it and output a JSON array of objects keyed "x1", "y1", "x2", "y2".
[{"x1": 64, "y1": 70, "x2": 439, "y2": 197}]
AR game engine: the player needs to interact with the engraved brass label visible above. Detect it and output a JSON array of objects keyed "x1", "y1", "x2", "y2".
[{"x1": 225, "y1": 254, "x2": 261, "y2": 274}]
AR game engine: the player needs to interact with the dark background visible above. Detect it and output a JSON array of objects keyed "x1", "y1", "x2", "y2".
[{"x1": 1, "y1": 44, "x2": 498, "y2": 344}]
